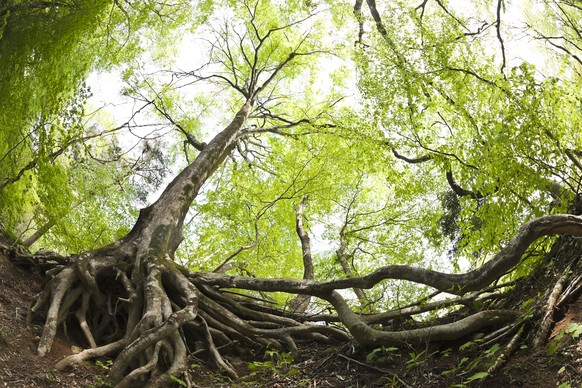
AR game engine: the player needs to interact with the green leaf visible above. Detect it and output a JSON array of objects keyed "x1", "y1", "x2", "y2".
[
  {"x1": 464, "y1": 372, "x2": 489, "y2": 383},
  {"x1": 566, "y1": 323, "x2": 582, "y2": 339},
  {"x1": 169, "y1": 375, "x2": 187, "y2": 387}
]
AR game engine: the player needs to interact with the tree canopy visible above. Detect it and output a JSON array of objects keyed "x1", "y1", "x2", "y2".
[{"x1": 1, "y1": 0, "x2": 582, "y2": 386}]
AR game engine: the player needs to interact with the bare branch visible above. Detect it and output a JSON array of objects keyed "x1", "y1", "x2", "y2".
[
  {"x1": 353, "y1": 0, "x2": 365, "y2": 45},
  {"x1": 0, "y1": 101, "x2": 150, "y2": 192},
  {"x1": 495, "y1": 0, "x2": 507, "y2": 76}
]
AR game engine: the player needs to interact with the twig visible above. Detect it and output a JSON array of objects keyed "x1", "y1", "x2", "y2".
[{"x1": 480, "y1": 321, "x2": 520, "y2": 346}]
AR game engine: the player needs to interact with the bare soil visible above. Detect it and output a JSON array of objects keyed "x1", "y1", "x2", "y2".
[{"x1": 0, "y1": 249, "x2": 107, "y2": 387}]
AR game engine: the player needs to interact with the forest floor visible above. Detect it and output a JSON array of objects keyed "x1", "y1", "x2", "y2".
[{"x1": 0, "y1": 249, "x2": 581, "y2": 387}]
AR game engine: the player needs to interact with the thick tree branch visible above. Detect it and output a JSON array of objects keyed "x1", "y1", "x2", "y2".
[
  {"x1": 334, "y1": 179, "x2": 370, "y2": 307},
  {"x1": 391, "y1": 149, "x2": 485, "y2": 199},
  {"x1": 392, "y1": 149, "x2": 432, "y2": 164},
  {"x1": 189, "y1": 214, "x2": 582, "y2": 296},
  {"x1": 353, "y1": 0, "x2": 365, "y2": 45},
  {"x1": 124, "y1": 99, "x2": 252, "y2": 255},
  {"x1": 446, "y1": 170, "x2": 485, "y2": 199}
]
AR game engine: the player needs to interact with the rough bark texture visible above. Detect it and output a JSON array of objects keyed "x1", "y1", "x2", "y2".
[{"x1": 288, "y1": 196, "x2": 314, "y2": 313}]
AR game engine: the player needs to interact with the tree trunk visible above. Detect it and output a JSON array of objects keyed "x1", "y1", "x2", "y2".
[
  {"x1": 289, "y1": 196, "x2": 314, "y2": 313},
  {"x1": 28, "y1": 100, "x2": 255, "y2": 386},
  {"x1": 336, "y1": 239, "x2": 369, "y2": 308}
]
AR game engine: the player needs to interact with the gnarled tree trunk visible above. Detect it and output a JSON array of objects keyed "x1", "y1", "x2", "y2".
[{"x1": 29, "y1": 100, "x2": 257, "y2": 386}]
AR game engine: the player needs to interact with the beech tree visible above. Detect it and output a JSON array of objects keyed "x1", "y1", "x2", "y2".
[{"x1": 1, "y1": 0, "x2": 582, "y2": 386}]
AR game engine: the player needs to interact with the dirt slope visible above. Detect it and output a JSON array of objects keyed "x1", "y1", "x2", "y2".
[{"x1": 0, "y1": 250, "x2": 106, "y2": 387}]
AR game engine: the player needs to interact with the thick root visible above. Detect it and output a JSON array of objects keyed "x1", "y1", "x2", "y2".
[
  {"x1": 27, "y1": 244, "x2": 543, "y2": 386},
  {"x1": 30, "y1": 249, "x2": 338, "y2": 386}
]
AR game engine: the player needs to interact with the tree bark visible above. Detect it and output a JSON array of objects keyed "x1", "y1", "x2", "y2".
[
  {"x1": 336, "y1": 239, "x2": 369, "y2": 308},
  {"x1": 27, "y1": 99, "x2": 253, "y2": 386},
  {"x1": 289, "y1": 196, "x2": 314, "y2": 313},
  {"x1": 189, "y1": 214, "x2": 582, "y2": 295},
  {"x1": 122, "y1": 99, "x2": 252, "y2": 256}
]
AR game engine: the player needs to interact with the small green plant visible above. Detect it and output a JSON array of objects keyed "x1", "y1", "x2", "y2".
[
  {"x1": 209, "y1": 371, "x2": 232, "y2": 386},
  {"x1": 95, "y1": 359, "x2": 113, "y2": 370},
  {"x1": 442, "y1": 341, "x2": 504, "y2": 384},
  {"x1": 405, "y1": 350, "x2": 426, "y2": 370},
  {"x1": 458, "y1": 338, "x2": 483, "y2": 351},
  {"x1": 565, "y1": 322, "x2": 582, "y2": 339},
  {"x1": 47, "y1": 371, "x2": 57, "y2": 383},
  {"x1": 366, "y1": 346, "x2": 398, "y2": 363},
  {"x1": 379, "y1": 374, "x2": 401, "y2": 387},
  {"x1": 450, "y1": 371, "x2": 489, "y2": 387},
  {"x1": 0, "y1": 328, "x2": 8, "y2": 344},
  {"x1": 169, "y1": 375, "x2": 187, "y2": 387},
  {"x1": 549, "y1": 322, "x2": 582, "y2": 355},
  {"x1": 92, "y1": 375, "x2": 113, "y2": 388},
  {"x1": 247, "y1": 348, "x2": 299, "y2": 377}
]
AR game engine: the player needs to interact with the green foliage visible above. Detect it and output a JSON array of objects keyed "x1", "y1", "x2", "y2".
[
  {"x1": 549, "y1": 322, "x2": 582, "y2": 355},
  {"x1": 406, "y1": 349, "x2": 427, "y2": 370},
  {"x1": 90, "y1": 376, "x2": 113, "y2": 388},
  {"x1": 91, "y1": 360, "x2": 113, "y2": 387},
  {"x1": 247, "y1": 348, "x2": 298, "y2": 378},
  {"x1": 565, "y1": 322, "x2": 582, "y2": 339},
  {"x1": 0, "y1": 0, "x2": 190, "y2": 252},
  {"x1": 366, "y1": 346, "x2": 399, "y2": 363},
  {"x1": 95, "y1": 359, "x2": 113, "y2": 370},
  {"x1": 450, "y1": 371, "x2": 489, "y2": 387},
  {"x1": 440, "y1": 338, "x2": 509, "y2": 386},
  {"x1": 353, "y1": 1, "x2": 582, "y2": 280},
  {"x1": 169, "y1": 375, "x2": 188, "y2": 387}
]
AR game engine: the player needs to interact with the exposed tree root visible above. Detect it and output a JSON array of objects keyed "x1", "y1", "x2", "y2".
[
  {"x1": 23, "y1": 245, "x2": 350, "y2": 385},
  {"x1": 326, "y1": 290, "x2": 520, "y2": 347},
  {"x1": 533, "y1": 272, "x2": 570, "y2": 348},
  {"x1": 6, "y1": 214, "x2": 577, "y2": 385},
  {"x1": 487, "y1": 326, "x2": 524, "y2": 374},
  {"x1": 189, "y1": 215, "x2": 582, "y2": 296}
]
